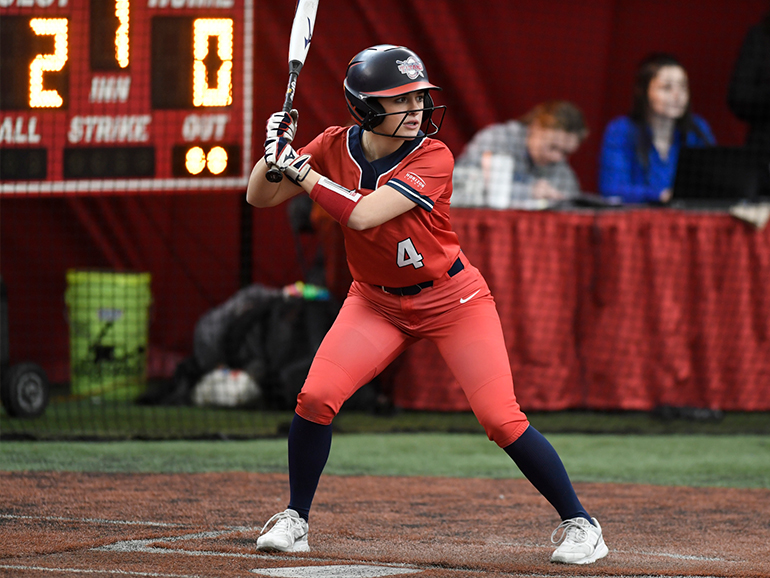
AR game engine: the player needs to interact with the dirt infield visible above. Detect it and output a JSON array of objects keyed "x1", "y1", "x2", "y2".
[{"x1": 0, "y1": 471, "x2": 768, "y2": 578}]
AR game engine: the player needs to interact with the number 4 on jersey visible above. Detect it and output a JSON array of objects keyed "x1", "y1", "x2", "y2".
[{"x1": 397, "y1": 238, "x2": 424, "y2": 269}]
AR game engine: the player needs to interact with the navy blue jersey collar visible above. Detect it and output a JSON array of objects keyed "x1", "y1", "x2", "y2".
[{"x1": 347, "y1": 125, "x2": 425, "y2": 190}]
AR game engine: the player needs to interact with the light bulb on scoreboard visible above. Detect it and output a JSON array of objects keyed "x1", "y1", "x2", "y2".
[
  {"x1": 192, "y1": 19, "x2": 233, "y2": 108},
  {"x1": 206, "y1": 146, "x2": 228, "y2": 175},
  {"x1": 184, "y1": 146, "x2": 206, "y2": 175},
  {"x1": 28, "y1": 18, "x2": 68, "y2": 108},
  {"x1": 114, "y1": 0, "x2": 130, "y2": 69}
]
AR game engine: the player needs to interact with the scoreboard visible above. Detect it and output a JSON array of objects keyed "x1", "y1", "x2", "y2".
[{"x1": 0, "y1": 0, "x2": 253, "y2": 194}]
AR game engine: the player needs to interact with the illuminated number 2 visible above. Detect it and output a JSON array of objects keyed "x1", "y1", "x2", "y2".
[
  {"x1": 192, "y1": 18, "x2": 233, "y2": 107},
  {"x1": 115, "y1": 0, "x2": 130, "y2": 68},
  {"x1": 29, "y1": 18, "x2": 68, "y2": 108}
]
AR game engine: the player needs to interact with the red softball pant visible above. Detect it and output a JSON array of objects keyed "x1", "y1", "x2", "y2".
[{"x1": 295, "y1": 255, "x2": 530, "y2": 448}]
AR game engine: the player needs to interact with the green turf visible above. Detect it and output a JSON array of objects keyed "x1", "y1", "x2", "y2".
[
  {"x1": 1, "y1": 433, "x2": 768, "y2": 489},
  {"x1": 3, "y1": 399, "x2": 768, "y2": 490}
]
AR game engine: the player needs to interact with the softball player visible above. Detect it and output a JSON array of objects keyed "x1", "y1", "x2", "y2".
[{"x1": 247, "y1": 44, "x2": 608, "y2": 565}]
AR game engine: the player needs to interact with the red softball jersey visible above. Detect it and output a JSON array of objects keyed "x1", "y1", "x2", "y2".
[{"x1": 299, "y1": 125, "x2": 462, "y2": 287}]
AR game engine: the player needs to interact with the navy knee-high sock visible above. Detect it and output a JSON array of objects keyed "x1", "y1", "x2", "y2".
[
  {"x1": 503, "y1": 425, "x2": 591, "y2": 523},
  {"x1": 288, "y1": 414, "x2": 333, "y2": 522}
]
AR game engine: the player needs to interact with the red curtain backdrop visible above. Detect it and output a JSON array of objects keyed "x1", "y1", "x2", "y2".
[{"x1": 3, "y1": 0, "x2": 770, "y2": 410}]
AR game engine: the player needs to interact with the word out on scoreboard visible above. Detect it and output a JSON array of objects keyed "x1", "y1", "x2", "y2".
[{"x1": 0, "y1": 0, "x2": 253, "y2": 193}]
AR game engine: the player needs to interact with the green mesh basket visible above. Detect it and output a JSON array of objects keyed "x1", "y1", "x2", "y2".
[{"x1": 65, "y1": 270, "x2": 152, "y2": 400}]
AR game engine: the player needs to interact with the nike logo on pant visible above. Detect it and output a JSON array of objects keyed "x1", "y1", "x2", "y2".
[{"x1": 460, "y1": 290, "x2": 481, "y2": 304}]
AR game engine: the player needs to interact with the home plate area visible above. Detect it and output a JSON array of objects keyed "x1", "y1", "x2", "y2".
[
  {"x1": 251, "y1": 565, "x2": 421, "y2": 577},
  {"x1": 0, "y1": 471, "x2": 768, "y2": 578}
]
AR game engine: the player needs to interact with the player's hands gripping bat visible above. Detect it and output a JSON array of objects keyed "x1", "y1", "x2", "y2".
[
  {"x1": 266, "y1": 110, "x2": 298, "y2": 143},
  {"x1": 265, "y1": 0, "x2": 319, "y2": 183},
  {"x1": 264, "y1": 137, "x2": 312, "y2": 184}
]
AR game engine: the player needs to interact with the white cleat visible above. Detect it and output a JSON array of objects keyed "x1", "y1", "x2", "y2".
[
  {"x1": 256, "y1": 508, "x2": 310, "y2": 552},
  {"x1": 550, "y1": 516, "x2": 608, "y2": 564}
]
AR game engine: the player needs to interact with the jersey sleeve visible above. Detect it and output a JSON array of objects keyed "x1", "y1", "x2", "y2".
[{"x1": 384, "y1": 141, "x2": 454, "y2": 212}]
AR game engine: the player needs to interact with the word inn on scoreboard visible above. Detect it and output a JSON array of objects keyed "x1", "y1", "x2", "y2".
[{"x1": 0, "y1": 0, "x2": 253, "y2": 193}]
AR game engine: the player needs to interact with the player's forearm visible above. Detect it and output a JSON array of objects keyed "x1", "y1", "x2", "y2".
[
  {"x1": 301, "y1": 171, "x2": 414, "y2": 231},
  {"x1": 284, "y1": 166, "x2": 374, "y2": 229},
  {"x1": 346, "y1": 186, "x2": 415, "y2": 230},
  {"x1": 246, "y1": 158, "x2": 300, "y2": 207}
]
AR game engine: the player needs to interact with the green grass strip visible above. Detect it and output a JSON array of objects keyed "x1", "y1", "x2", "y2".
[{"x1": 1, "y1": 433, "x2": 768, "y2": 489}]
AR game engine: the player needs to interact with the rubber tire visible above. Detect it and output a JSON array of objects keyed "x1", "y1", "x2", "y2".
[{"x1": 1, "y1": 362, "x2": 50, "y2": 418}]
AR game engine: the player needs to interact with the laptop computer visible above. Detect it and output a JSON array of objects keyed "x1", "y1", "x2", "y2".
[{"x1": 670, "y1": 146, "x2": 770, "y2": 208}]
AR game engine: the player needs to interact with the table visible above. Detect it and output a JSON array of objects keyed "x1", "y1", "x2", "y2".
[{"x1": 389, "y1": 207, "x2": 770, "y2": 412}]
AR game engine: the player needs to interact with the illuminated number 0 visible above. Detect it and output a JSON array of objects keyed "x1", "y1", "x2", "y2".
[
  {"x1": 29, "y1": 18, "x2": 68, "y2": 108},
  {"x1": 397, "y1": 238, "x2": 424, "y2": 269},
  {"x1": 193, "y1": 19, "x2": 233, "y2": 107}
]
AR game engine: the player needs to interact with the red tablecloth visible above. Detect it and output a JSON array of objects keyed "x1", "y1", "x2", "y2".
[{"x1": 390, "y1": 208, "x2": 770, "y2": 412}]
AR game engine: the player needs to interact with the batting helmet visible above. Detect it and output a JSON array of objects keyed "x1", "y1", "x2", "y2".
[{"x1": 343, "y1": 45, "x2": 445, "y2": 137}]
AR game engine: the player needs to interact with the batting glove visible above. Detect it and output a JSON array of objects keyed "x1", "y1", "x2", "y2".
[
  {"x1": 263, "y1": 136, "x2": 293, "y2": 167},
  {"x1": 265, "y1": 109, "x2": 298, "y2": 142},
  {"x1": 282, "y1": 153, "x2": 312, "y2": 185},
  {"x1": 264, "y1": 137, "x2": 312, "y2": 184}
]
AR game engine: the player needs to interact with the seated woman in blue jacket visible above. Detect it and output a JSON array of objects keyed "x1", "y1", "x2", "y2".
[{"x1": 599, "y1": 53, "x2": 715, "y2": 204}]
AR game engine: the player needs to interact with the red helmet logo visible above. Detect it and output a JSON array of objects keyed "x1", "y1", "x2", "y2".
[{"x1": 396, "y1": 57, "x2": 425, "y2": 80}]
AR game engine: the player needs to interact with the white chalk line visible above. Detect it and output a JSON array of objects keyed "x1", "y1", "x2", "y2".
[
  {"x1": 0, "y1": 565, "x2": 203, "y2": 578},
  {"x1": 0, "y1": 567, "x2": 741, "y2": 578},
  {"x1": 0, "y1": 513, "x2": 190, "y2": 528},
  {"x1": 91, "y1": 529, "x2": 738, "y2": 578},
  {"x1": 94, "y1": 530, "x2": 426, "y2": 574},
  {"x1": 1, "y1": 514, "x2": 739, "y2": 578},
  {"x1": 612, "y1": 548, "x2": 724, "y2": 562},
  {"x1": 97, "y1": 529, "x2": 728, "y2": 564}
]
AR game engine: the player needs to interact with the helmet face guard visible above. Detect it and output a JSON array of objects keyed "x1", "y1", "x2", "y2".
[
  {"x1": 344, "y1": 45, "x2": 446, "y2": 138},
  {"x1": 351, "y1": 97, "x2": 446, "y2": 139}
]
